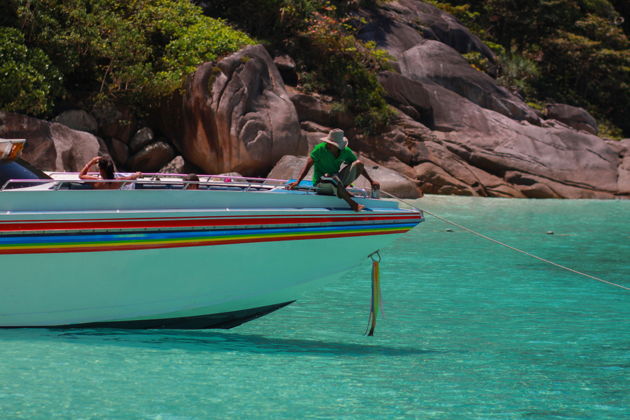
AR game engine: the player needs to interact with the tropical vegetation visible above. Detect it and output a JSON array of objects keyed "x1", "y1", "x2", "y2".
[
  {"x1": 1, "y1": 0, "x2": 628, "y2": 136},
  {"x1": 0, "y1": 0, "x2": 254, "y2": 116}
]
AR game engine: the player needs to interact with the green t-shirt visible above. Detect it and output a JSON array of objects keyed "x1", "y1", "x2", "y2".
[{"x1": 310, "y1": 142, "x2": 357, "y2": 185}]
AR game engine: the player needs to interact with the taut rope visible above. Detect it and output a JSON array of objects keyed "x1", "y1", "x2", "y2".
[{"x1": 381, "y1": 191, "x2": 630, "y2": 292}]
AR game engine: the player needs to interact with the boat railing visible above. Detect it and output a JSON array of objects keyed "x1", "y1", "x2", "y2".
[{"x1": 1, "y1": 173, "x2": 370, "y2": 197}]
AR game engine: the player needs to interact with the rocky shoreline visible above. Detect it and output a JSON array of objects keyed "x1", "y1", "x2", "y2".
[{"x1": 1, "y1": 1, "x2": 628, "y2": 199}]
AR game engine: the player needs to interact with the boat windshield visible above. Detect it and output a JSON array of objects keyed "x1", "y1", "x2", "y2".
[{"x1": 0, "y1": 158, "x2": 52, "y2": 189}]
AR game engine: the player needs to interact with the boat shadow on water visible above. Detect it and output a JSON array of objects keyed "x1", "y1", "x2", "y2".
[{"x1": 0, "y1": 328, "x2": 444, "y2": 357}]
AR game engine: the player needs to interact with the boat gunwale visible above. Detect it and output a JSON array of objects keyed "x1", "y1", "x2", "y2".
[{"x1": 1, "y1": 172, "x2": 373, "y2": 198}]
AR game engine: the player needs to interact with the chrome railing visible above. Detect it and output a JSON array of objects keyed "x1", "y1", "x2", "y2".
[{"x1": 1, "y1": 173, "x2": 371, "y2": 197}]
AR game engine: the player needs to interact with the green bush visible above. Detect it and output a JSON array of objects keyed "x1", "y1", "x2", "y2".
[
  {"x1": 0, "y1": 27, "x2": 61, "y2": 115},
  {"x1": 496, "y1": 52, "x2": 540, "y2": 98},
  {"x1": 425, "y1": 0, "x2": 484, "y2": 36},
  {"x1": 4, "y1": 0, "x2": 253, "y2": 115},
  {"x1": 296, "y1": 8, "x2": 394, "y2": 133},
  {"x1": 542, "y1": 32, "x2": 629, "y2": 131}
]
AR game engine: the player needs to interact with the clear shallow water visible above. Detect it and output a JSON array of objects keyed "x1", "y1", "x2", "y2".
[{"x1": 1, "y1": 196, "x2": 629, "y2": 419}]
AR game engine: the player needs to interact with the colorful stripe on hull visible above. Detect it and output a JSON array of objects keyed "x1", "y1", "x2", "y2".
[
  {"x1": 0, "y1": 222, "x2": 419, "y2": 255},
  {"x1": 0, "y1": 213, "x2": 421, "y2": 233}
]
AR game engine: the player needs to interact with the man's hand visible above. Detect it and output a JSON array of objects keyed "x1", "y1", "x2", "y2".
[
  {"x1": 371, "y1": 181, "x2": 380, "y2": 189},
  {"x1": 286, "y1": 181, "x2": 299, "y2": 190}
]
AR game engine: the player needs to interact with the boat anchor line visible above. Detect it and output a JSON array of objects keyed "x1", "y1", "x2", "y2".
[{"x1": 380, "y1": 190, "x2": 630, "y2": 292}]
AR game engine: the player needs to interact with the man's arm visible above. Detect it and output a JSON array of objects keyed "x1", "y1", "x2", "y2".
[{"x1": 286, "y1": 157, "x2": 314, "y2": 190}]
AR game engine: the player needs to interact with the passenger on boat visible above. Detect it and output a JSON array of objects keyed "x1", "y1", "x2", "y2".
[
  {"x1": 183, "y1": 173, "x2": 200, "y2": 190},
  {"x1": 287, "y1": 129, "x2": 379, "y2": 212},
  {"x1": 79, "y1": 156, "x2": 142, "y2": 190}
]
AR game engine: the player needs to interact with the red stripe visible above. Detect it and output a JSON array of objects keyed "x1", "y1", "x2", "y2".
[
  {"x1": 0, "y1": 229, "x2": 411, "y2": 255},
  {"x1": 0, "y1": 214, "x2": 421, "y2": 233}
]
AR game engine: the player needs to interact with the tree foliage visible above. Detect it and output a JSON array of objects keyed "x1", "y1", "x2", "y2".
[
  {"x1": 0, "y1": 27, "x2": 62, "y2": 114},
  {"x1": 296, "y1": 8, "x2": 394, "y2": 133},
  {"x1": 2, "y1": 0, "x2": 253, "y2": 115},
  {"x1": 3, "y1": 0, "x2": 625, "y2": 137}
]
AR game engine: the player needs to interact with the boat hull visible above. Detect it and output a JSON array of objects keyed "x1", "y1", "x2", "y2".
[
  {"x1": 0, "y1": 189, "x2": 422, "y2": 328},
  {"x1": 7, "y1": 302, "x2": 295, "y2": 330}
]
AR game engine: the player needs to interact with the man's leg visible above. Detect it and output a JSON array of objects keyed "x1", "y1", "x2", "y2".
[
  {"x1": 338, "y1": 161, "x2": 364, "y2": 187},
  {"x1": 336, "y1": 183, "x2": 364, "y2": 212},
  {"x1": 337, "y1": 161, "x2": 365, "y2": 211},
  {"x1": 316, "y1": 175, "x2": 364, "y2": 212}
]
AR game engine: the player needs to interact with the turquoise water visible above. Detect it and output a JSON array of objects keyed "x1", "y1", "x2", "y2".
[{"x1": 1, "y1": 196, "x2": 629, "y2": 419}]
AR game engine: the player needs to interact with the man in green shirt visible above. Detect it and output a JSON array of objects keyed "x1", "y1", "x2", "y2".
[{"x1": 287, "y1": 129, "x2": 379, "y2": 212}]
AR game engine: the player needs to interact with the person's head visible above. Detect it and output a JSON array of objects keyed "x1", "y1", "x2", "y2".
[
  {"x1": 98, "y1": 156, "x2": 115, "y2": 180},
  {"x1": 183, "y1": 173, "x2": 200, "y2": 190},
  {"x1": 322, "y1": 129, "x2": 348, "y2": 151}
]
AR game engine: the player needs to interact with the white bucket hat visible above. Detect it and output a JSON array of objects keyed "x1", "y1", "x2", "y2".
[{"x1": 321, "y1": 129, "x2": 348, "y2": 150}]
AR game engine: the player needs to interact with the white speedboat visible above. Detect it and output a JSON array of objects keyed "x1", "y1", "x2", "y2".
[{"x1": 0, "y1": 139, "x2": 423, "y2": 329}]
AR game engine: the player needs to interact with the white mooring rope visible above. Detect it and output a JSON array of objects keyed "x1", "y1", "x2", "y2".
[{"x1": 381, "y1": 191, "x2": 630, "y2": 292}]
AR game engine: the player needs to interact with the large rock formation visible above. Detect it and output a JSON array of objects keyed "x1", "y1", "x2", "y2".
[
  {"x1": 546, "y1": 103, "x2": 598, "y2": 135},
  {"x1": 613, "y1": 139, "x2": 630, "y2": 196},
  {"x1": 356, "y1": 0, "x2": 495, "y2": 62},
  {"x1": 3, "y1": 1, "x2": 627, "y2": 199},
  {"x1": 399, "y1": 40, "x2": 539, "y2": 123},
  {"x1": 349, "y1": 0, "x2": 628, "y2": 199},
  {"x1": 53, "y1": 110, "x2": 99, "y2": 134},
  {"x1": 158, "y1": 44, "x2": 306, "y2": 176},
  {"x1": 366, "y1": 70, "x2": 623, "y2": 198},
  {"x1": 0, "y1": 111, "x2": 103, "y2": 171}
]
